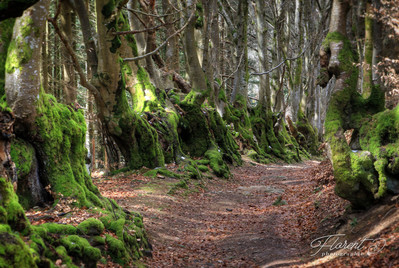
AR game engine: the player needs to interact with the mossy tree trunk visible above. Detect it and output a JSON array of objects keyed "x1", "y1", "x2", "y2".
[
  {"x1": 320, "y1": 0, "x2": 394, "y2": 208},
  {"x1": 4, "y1": 0, "x2": 105, "y2": 208},
  {"x1": 362, "y1": 0, "x2": 373, "y2": 98},
  {"x1": 184, "y1": 0, "x2": 208, "y2": 105}
]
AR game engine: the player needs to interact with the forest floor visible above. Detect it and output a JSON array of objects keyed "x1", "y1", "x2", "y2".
[{"x1": 91, "y1": 158, "x2": 399, "y2": 267}]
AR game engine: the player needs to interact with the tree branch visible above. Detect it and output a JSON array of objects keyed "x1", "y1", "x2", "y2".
[
  {"x1": 114, "y1": 17, "x2": 179, "y2": 35},
  {"x1": 48, "y1": 16, "x2": 100, "y2": 99},
  {"x1": 251, "y1": 43, "x2": 310, "y2": 76},
  {"x1": 123, "y1": 4, "x2": 187, "y2": 18},
  {"x1": 123, "y1": 8, "x2": 196, "y2": 62}
]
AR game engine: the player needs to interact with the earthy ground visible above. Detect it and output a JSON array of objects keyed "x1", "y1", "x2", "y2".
[
  {"x1": 27, "y1": 158, "x2": 398, "y2": 267},
  {"x1": 93, "y1": 159, "x2": 354, "y2": 267}
]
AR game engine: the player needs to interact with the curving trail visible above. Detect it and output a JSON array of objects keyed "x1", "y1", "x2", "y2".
[{"x1": 95, "y1": 159, "x2": 348, "y2": 267}]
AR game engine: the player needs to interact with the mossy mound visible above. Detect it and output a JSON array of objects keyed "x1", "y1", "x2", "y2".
[{"x1": 77, "y1": 218, "x2": 105, "y2": 236}]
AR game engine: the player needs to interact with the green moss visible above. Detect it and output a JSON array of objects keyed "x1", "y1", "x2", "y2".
[
  {"x1": 198, "y1": 165, "x2": 209, "y2": 172},
  {"x1": 105, "y1": 234, "x2": 127, "y2": 264},
  {"x1": 35, "y1": 92, "x2": 103, "y2": 208},
  {"x1": 132, "y1": 66, "x2": 157, "y2": 112},
  {"x1": 92, "y1": 236, "x2": 106, "y2": 246},
  {"x1": 296, "y1": 109, "x2": 319, "y2": 155},
  {"x1": 109, "y1": 167, "x2": 130, "y2": 176},
  {"x1": 0, "y1": 230, "x2": 36, "y2": 268},
  {"x1": 42, "y1": 223, "x2": 77, "y2": 235},
  {"x1": 196, "y1": 159, "x2": 210, "y2": 165},
  {"x1": 55, "y1": 246, "x2": 78, "y2": 268},
  {"x1": 143, "y1": 167, "x2": 181, "y2": 179},
  {"x1": 10, "y1": 138, "x2": 34, "y2": 178},
  {"x1": 322, "y1": 31, "x2": 358, "y2": 73},
  {"x1": 77, "y1": 218, "x2": 104, "y2": 236},
  {"x1": 205, "y1": 148, "x2": 230, "y2": 178},
  {"x1": 5, "y1": 37, "x2": 32, "y2": 74},
  {"x1": 60, "y1": 235, "x2": 101, "y2": 264},
  {"x1": 0, "y1": 177, "x2": 29, "y2": 233},
  {"x1": 179, "y1": 103, "x2": 212, "y2": 157},
  {"x1": 0, "y1": 18, "x2": 15, "y2": 94}
]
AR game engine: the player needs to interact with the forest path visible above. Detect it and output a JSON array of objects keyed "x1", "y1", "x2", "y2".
[{"x1": 95, "y1": 159, "x2": 337, "y2": 267}]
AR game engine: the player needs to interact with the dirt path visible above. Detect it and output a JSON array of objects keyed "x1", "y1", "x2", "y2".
[{"x1": 94, "y1": 159, "x2": 348, "y2": 267}]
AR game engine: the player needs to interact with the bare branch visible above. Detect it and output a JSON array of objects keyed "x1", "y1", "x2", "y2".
[
  {"x1": 123, "y1": 8, "x2": 196, "y2": 62},
  {"x1": 123, "y1": 4, "x2": 188, "y2": 18},
  {"x1": 48, "y1": 17, "x2": 100, "y2": 99},
  {"x1": 251, "y1": 43, "x2": 310, "y2": 76},
  {"x1": 114, "y1": 17, "x2": 179, "y2": 35}
]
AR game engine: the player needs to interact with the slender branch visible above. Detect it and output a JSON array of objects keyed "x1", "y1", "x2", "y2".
[
  {"x1": 48, "y1": 17, "x2": 99, "y2": 99},
  {"x1": 123, "y1": 4, "x2": 188, "y2": 18},
  {"x1": 251, "y1": 43, "x2": 310, "y2": 76},
  {"x1": 219, "y1": 47, "x2": 245, "y2": 91},
  {"x1": 123, "y1": 8, "x2": 195, "y2": 62},
  {"x1": 114, "y1": 17, "x2": 179, "y2": 35}
]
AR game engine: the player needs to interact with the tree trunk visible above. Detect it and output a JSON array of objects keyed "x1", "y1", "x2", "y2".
[
  {"x1": 184, "y1": 0, "x2": 207, "y2": 103},
  {"x1": 230, "y1": 0, "x2": 248, "y2": 104},
  {"x1": 60, "y1": 1, "x2": 77, "y2": 105},
  {"x1": 320, "y1": 0, "x2": 390, "y2": 208}
]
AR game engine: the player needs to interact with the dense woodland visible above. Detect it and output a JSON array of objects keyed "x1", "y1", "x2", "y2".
[{"x1": 0, "y1": 0, "x2": 398, "y2": 266}]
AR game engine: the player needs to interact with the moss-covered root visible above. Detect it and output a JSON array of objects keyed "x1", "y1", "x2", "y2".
[
  {"x1": 205, "y1": 148, "x2": 230, "y2": 179},
  {"x1": 100, "y1": 210, "x2": 150, "y2": 265}
]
